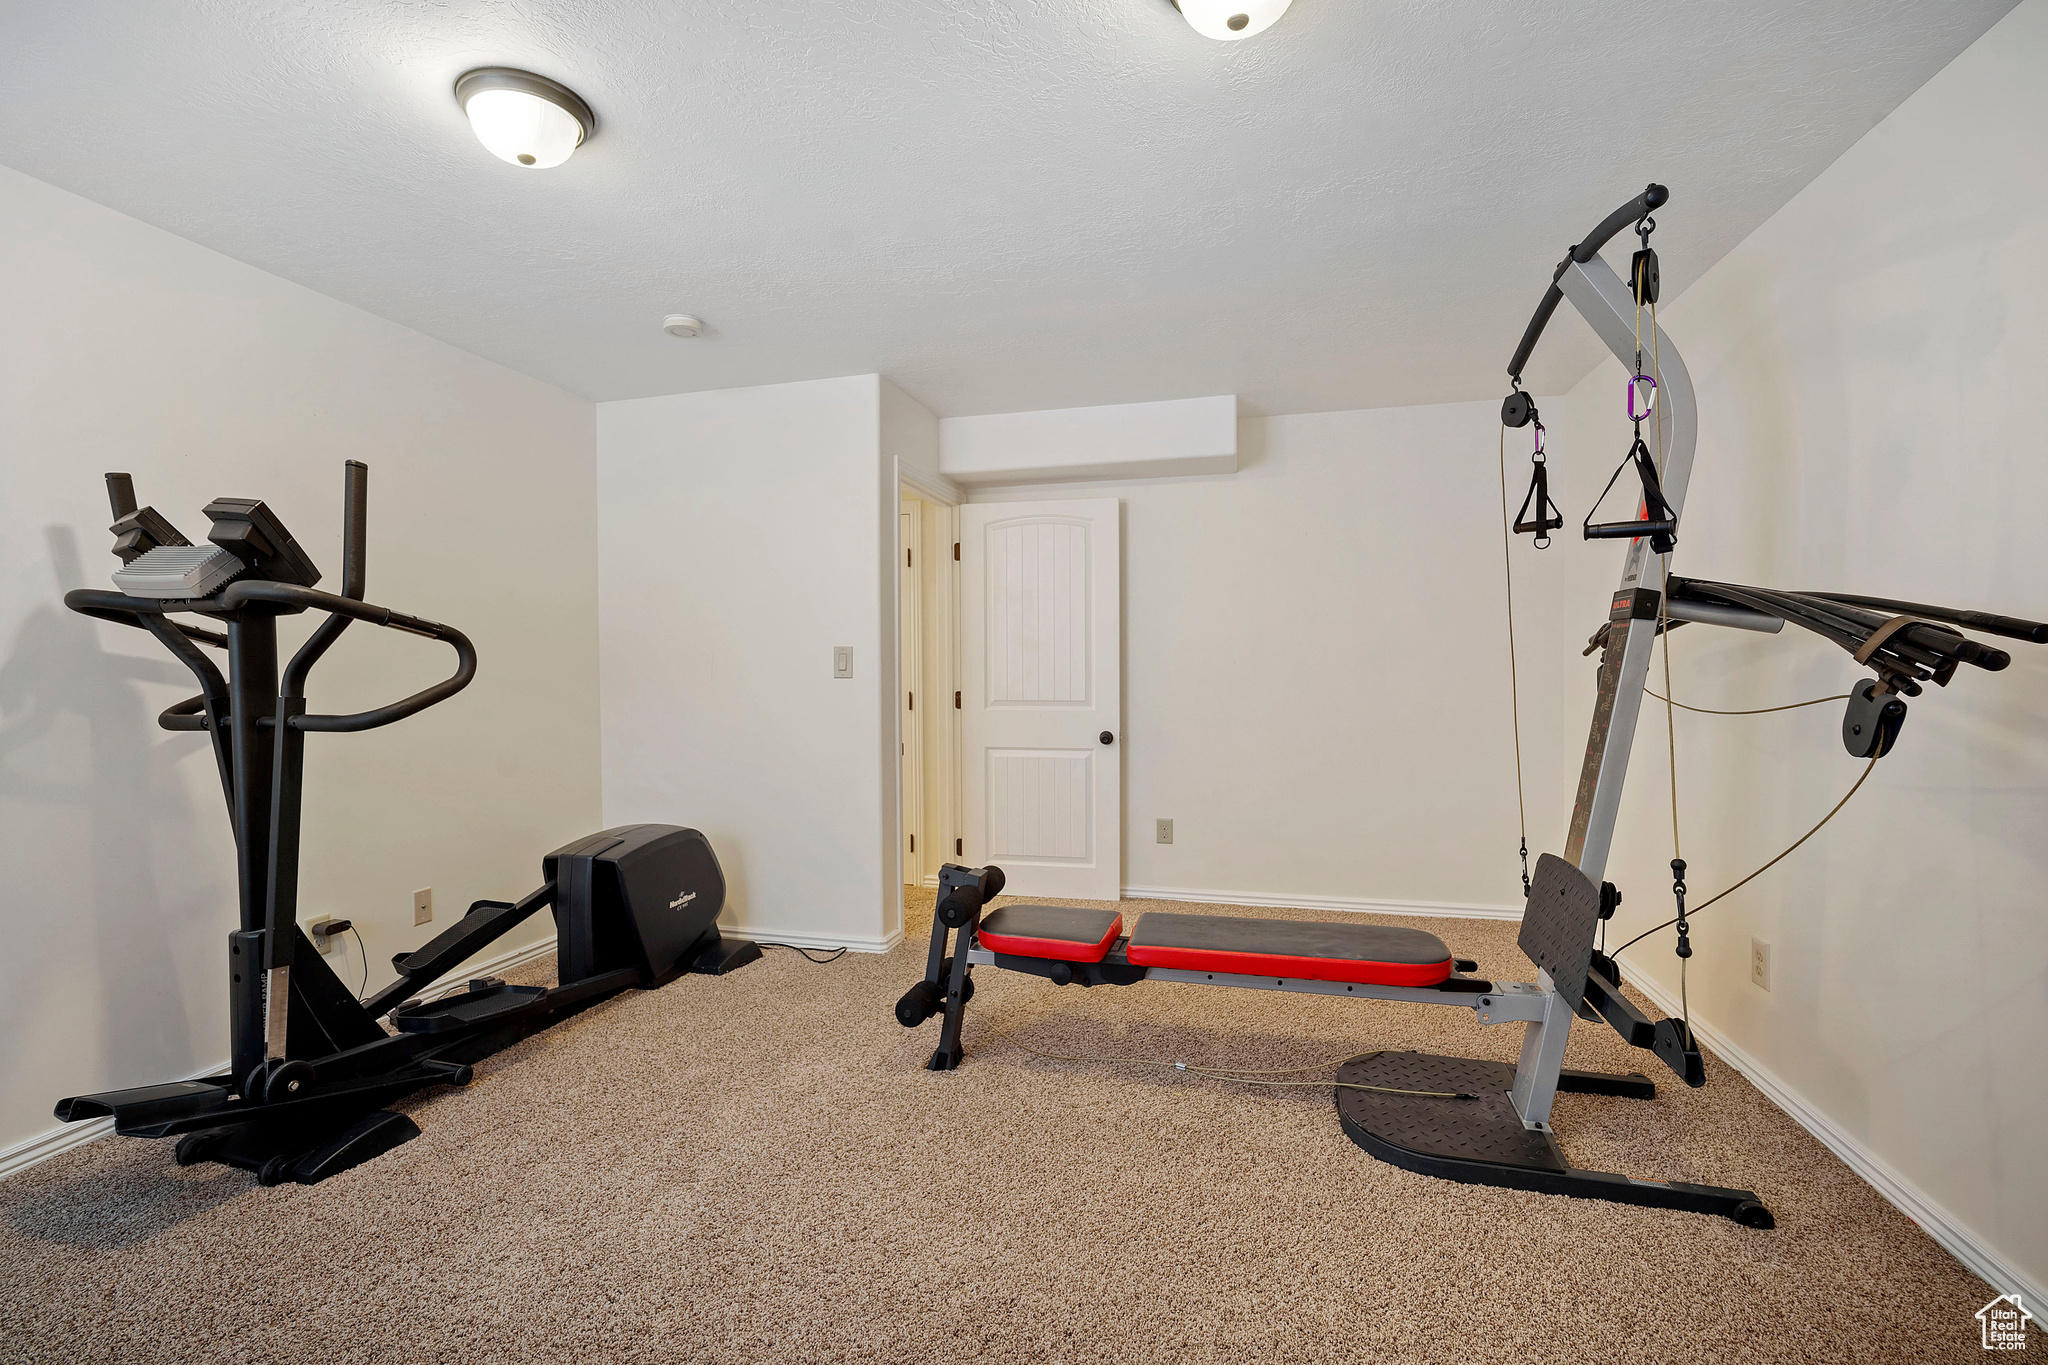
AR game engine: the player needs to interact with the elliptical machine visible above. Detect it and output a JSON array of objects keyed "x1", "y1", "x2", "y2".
[{"x1": 54, "y1": 461, "x2": 758, "y2": 1186}]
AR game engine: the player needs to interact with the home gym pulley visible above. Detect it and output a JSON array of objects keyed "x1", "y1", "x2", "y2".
[{"x1": 1494, "y1": 182, "x2": 2044, "y2": 1064}]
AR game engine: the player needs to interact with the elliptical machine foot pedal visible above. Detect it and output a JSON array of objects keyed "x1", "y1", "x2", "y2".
[
  {"x1": 689, "y1": 935, "x2": 763, "y2": 976},
  {"x1": 389, "y1": 982, "x2": 545, "y2": 1034}
]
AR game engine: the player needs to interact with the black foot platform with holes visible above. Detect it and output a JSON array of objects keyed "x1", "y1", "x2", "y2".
[{"x1": 1334, "y1": 1051, "x2": 1773, "y2": 1226}]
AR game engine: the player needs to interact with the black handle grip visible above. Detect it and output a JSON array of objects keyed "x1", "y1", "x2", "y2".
[
  {"x1": 106, "y1": 473, "x2": 138, "y2": 520},
  {"x1": 1584, "y1": 519, "x2": 1675, "y2": 541},
  {"x1": 340, "y1": 461, "x2": 368, "y2": 601},
  {"x1": 159, "y1": 695, "x2": 211, "y2": 731},
  {"x1": 218, "y1": 581, "x2": 475, "y2": 732}
]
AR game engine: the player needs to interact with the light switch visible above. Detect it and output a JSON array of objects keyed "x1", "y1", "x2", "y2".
[{"x1": 833, "y1": 646, "x2": 853, "y2": 679}]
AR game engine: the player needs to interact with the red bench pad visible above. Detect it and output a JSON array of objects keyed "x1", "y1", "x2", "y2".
[
  {"x1": 977, "y1": 905, "x2": 1123, "y2": 963},
  {"x1": 1126, "y1": 912, "x2": 1453, "y2": 987}
]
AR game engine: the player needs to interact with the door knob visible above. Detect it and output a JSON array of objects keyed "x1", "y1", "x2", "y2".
[{"x1": 1099, "y1": 731, "x2": 1114, "y2": 745}]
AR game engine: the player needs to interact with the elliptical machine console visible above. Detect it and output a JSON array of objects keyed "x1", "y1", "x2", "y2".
[{"x1": 55, "y1": 461, "x2": 757, "y2": 1186}]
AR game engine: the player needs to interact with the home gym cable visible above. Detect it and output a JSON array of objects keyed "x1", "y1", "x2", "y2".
[{"x1": 1002, "y1": 1034, "x2": 1476, "y2": 1100}]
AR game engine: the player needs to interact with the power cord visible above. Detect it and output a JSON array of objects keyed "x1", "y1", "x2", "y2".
[
  {"x1": 757, "y1": 943, "x2": 849, "y2": 964},
  {"x1": 348, "y1": 925, "x2": 369, "y2": 999}
]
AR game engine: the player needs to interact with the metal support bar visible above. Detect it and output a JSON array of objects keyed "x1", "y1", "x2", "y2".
[
  {"x1": 1509, "y1": 971, "x2": 1577, "y2": 1127},
  {"x1": 1520, "y1": 251, "x2": 1701, "y2": 1129},
  {"x1": 1664, "y1": 596, "x2": 1783, "y2": 634},
  {"x1": 1557, "y1": 252, "x2": 1698, "y2": 885},
  {"x1": 961, "y1": 948, "x2": 1549, "y2": 1020}
]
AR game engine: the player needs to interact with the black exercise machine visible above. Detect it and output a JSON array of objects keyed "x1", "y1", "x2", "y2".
[
  {"x1": 897, "y1": 184, "x2": 2044, "y2": 1224},
  {"x1": 53, "y1": 462, "x2": 758, "y2": 1185}
]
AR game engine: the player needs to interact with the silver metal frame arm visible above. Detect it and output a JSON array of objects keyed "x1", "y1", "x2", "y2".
[
  {"x1": 1557, "y1": 252, "x2": 1697, "y2": 884},
  {"x1": 1511, "y1": 251, "x2": 1699, "y2": 1128}
]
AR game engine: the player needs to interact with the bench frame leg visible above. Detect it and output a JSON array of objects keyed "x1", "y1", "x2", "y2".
[{"x1": 928, "y1": 937, "x2": 973, "y2": 1071}]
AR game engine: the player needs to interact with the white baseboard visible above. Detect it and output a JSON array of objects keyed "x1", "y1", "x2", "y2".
[
  {"x1": 1625, "y1": 970, "x2": 2041, "y2": 1304},
  {"x1": 726, "y1": 923, "x2": 904, "y2": 955},
  {"x1": 1121, "y1": 884, "x2": 1523, "y2": 921}
]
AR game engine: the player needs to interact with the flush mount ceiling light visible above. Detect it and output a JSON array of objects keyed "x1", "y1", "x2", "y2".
[
  {"x1": 454, "y1": 68, "x2": 595, "y2": 169},
  {"x1": 1170, "y1": 0, "x2": 1293, "y2": 40}
]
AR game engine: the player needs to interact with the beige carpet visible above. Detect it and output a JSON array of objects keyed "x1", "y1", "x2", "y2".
[{"x1": 0, "y1": 890, "x2": 2028, "y2": 1364}]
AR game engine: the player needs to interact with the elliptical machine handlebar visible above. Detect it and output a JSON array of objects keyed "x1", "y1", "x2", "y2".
[
  {"x1": 217, "y1": 580, "x2": 476, "y2": 732},
  {"x1": 62, "y1": 581, "x2": 475, "y2": 735},
  {"x1": 68, "y1": 461, "x2": 474, "y2": 736}
]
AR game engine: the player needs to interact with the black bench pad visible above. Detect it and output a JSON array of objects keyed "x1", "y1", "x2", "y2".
[{"x1": 1126, "y1": 912, "x2": 1453, "y2": 986}]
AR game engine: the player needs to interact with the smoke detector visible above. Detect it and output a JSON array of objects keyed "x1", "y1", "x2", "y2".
[{"x1": 663, "y1": 315, "x2": 705, "y2": 338}]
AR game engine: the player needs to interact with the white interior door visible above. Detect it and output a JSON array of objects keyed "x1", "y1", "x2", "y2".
[{"x1": 960, "y1": 499, "x2": 1120, "y2": 899}]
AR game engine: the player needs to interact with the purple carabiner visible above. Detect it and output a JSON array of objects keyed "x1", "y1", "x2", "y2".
[{"x1": 1627, "y1": 374, "x2": 1657, "y2": 422}]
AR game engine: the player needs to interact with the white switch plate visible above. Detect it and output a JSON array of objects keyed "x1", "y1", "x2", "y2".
[
  {"x1": 1750, "y1": 937, "x2": 1771, "y2": 991},
  {"x1": 414, "y1": 887, "x2": 434, "y2": 926},
  {"x1": 833, "y1": 646, "x2": 853, "y2": 679},
  {"x1": 1156, "y1": 818, "x2": 1173, "y2": 844}
]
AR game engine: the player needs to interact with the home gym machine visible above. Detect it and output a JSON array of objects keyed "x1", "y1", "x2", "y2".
[
  {"x1": 896, "y1": 185, "x2": 2044, "y2": 1224},
  {"x1": 53, "y1": 462, "x2": 758, "y2": 1186}
]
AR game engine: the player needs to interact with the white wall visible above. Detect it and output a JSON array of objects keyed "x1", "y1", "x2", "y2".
[
  {"x1": 0, "y1": 166, "x2": 601, "y2": 1157},
  {"x1": 598, "y1": 374, "x2": 923, "y2": 950},
  {"x1": 971, "y1": 0, "x2": 2048, "y2": 1296},
  {"x1": 969, "y1": 402, "x2": 1612, "y2": 909},
  {"x1": 1563, "y1": 0, "x2": 2048, "y2": 1296}
]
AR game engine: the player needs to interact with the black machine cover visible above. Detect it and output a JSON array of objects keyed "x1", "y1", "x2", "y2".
[{"x1": 544, "y1": 824, "x2": 726, "y2": 984}]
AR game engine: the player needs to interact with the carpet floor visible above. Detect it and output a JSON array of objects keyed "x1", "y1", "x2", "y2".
[{"x1": 0, "y1": 890, "x2": 2026, "y2": 1364}]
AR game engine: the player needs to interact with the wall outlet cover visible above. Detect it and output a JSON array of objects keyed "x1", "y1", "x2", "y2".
[
  {"x1": 414, "y1": 887, "x2": 434, "y2": 926},
  {"x1": 1156, "y1": 818, "x2": 1173, "y2": 844},
  {"x1": 1750, "y1": 937, "x2": 1771, "y2": 991}
]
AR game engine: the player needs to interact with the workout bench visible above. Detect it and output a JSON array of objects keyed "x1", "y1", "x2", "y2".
[{"x1": 897, "y1": 858, "x2": 1773, "y2": 1227}]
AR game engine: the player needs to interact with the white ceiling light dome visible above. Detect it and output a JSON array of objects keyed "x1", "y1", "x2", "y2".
[
  {"x1": 454, "y1": 68, "x2": 595, "y2": 169},
  {"x1": 1172, "y1": 0, "x2": 1293, "y2": 40}
]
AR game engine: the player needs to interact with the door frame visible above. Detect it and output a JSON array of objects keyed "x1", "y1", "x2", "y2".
[
  {"x1": 896, "y1": 472, "x2": 962, "y2": 910},
  {"x1": 900, "y1": 499, "x2": 925, "y2": 887}
]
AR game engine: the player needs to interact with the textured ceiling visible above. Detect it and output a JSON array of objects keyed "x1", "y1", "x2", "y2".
[{"x1": 0, "y1": 0, "x2": 2017, "y2": 414}]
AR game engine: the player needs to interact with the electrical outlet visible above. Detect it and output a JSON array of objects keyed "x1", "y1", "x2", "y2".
[
  {"x1": 833, "y1": 646, "x2": 853, "y2": 679},
  {"x1": 1156, "y1": 818, "x2": 1173, "y2": 845},
  {"x1": 309, "y1": 917, "x2": 342, "y2": 954},
  {"x1": 1750, "y1": 937, "x2": 1771, "y2": 991},
  {"x1": 414, "y1": 888, "x2": 434, "y2": 926}
]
